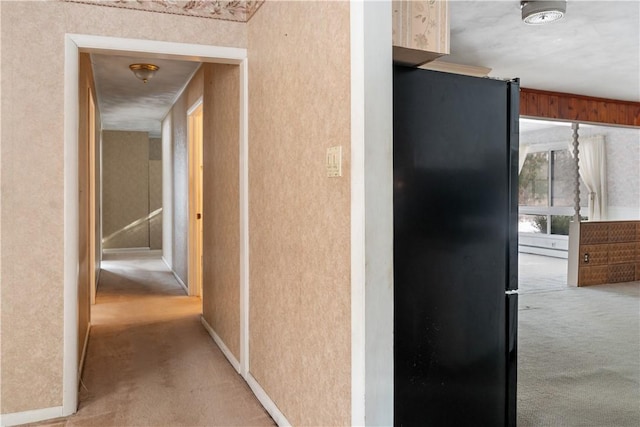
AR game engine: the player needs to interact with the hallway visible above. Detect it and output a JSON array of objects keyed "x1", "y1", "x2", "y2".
[{"x1": 35, "y1": 252, "x2": 274, "y2": 426}]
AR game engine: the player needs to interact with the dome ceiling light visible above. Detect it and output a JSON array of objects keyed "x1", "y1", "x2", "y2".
[
  {"x1": 129, "y1": 63, "x2": 159, "y2": 83},
  {"x1": 521, "y1": 1, "x2": 567, "y2": 25}
]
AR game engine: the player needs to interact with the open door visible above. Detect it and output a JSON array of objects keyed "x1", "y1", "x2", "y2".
[
  {"x1": 88, "y1": 89, "x2": 97, "y2": 305},
  {"x1": 188, "y1": 99, "x2": 204, "y2": 297}
]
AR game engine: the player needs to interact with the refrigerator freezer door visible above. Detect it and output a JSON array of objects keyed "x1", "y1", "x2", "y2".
[{"x1": 506, "y1": 293, "x2": 518, "y2": 427}]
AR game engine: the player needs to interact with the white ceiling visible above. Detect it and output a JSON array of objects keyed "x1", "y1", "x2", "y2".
[
  {"x1": 520, "y1": 117, "x2": 570, "y2": 133},
  {"x1": 91, "y1": 1, "x2": 639, "y2": 139},
  {"x1": 91, "y1": 54, "x2": 200, "y2": 138},
  {"x1": 446, "y1": 0, "x2": 640, "y2": 102}
]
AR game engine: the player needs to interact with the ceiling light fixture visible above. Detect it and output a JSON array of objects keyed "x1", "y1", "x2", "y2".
[
  {"x1": 129, "y1": 63, "x2": 159, "y2": 83},
  {"x1": 521, "y1": 1, "x2": 566, "y2": 25}
]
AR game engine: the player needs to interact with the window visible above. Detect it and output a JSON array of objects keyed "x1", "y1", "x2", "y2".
[
  {"x1": 519, "y1": 152, "x2": 549, "y2": 207},
  {"x1": 519, "y1": 146, "x2": 588, "y2": 235}
]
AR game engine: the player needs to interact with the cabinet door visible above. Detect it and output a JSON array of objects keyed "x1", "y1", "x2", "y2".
[{"x1": 392, "y1": 0, "x2": 449, "y2": 66}]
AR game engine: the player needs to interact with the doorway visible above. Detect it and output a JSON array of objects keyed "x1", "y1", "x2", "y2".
[
  {"x1": 88, "y1": 89, "x2": 98, "y2": 305},
  {"x1": 64, "y1": 34, "x2": 249, "y2": 416},
  {"x1": 188, "y1": 99, "x2": 204, "y2": 298}
]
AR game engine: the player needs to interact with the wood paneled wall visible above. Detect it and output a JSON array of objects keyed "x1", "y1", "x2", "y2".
[{"x1": 520, "y1": 88, "x2": 640, "y2": 127}]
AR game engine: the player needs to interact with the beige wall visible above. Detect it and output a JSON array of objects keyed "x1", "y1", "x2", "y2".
[
  {"x1": 102, "y1": 133, "x2": 162, "y2": 250},
  {"x1": 162, "y1": 114, "x2": 174, "y2": 267},
  {"x1": 149, "y1": 138, "x2": 162, "y2": 250},
  {"x1": 247, "y1": 2, "x2": 352, "y2": 425},
  {"x1": 165, "y1": 67, "x2": 205, "y2": 285},
  {"x1": 2, "y1": 1, "x2": 361, "y2": 422},
  {"x1": 0, "y1": 0, "x2": 246, "y2": 414},
  {"x1": 102, "y1": 131, "x2": 150, "y2": 249},
  {"x1": 201, "y1": 63, "x2": 241, "y2": 360},
  {"x1": 168, "y1": 95, "x2": 187, "y2": 282}
]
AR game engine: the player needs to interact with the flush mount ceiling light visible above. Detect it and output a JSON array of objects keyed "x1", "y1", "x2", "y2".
[
  {"x1": 521, "y1": 1, "x2": 566, "y2": 25},
  {"x1": 129, "y1": 63, "x2": 159, "y2": 83}
]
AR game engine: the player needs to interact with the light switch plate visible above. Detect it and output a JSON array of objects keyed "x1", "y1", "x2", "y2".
[{"x1": 326, "y1": 146, "x2": 342, "y2": 177}]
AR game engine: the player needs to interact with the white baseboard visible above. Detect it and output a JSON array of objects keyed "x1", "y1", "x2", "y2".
[
  {"x1": 172, "y1": 270, "x2": 188, "y2": 295},
  {"x1": 519, "y1": 245, "x2": 568, "y2": 259},
  {"x1": 78, "y1": 322, "x2": 91, "y2": 382},
  {"x1": 200, "y1": 316, "x2": 240, "y2": 373},
  {"x1": 199, "y1": 318, "x2": 290, "y2": 426},
  {"x1": 246, "y1": 373, "x2": 292, "y2": 427},
  {"x1": 95, "y1": 268, "x2": 101, "y2": 293},
  {"x1": 160, "y1": 257, "x2": 188, "y2": 295},
  {"x1": 0, "y1": 406, "x2": 64, "y2": 427},
  {"x1": 102, "y1": 248, "x2": 161, "y2": 262},
  {"x1": 102, "y1": 247, "x2": 151, "y2": 253}
]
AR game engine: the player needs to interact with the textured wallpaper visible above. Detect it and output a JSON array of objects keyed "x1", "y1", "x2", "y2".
[
  {"x1": 149, "y1": 138, "x2": 163, "y2": 250},
  {"x1": 171, "y1": 96, "x2": 189, "y2": 284},
  {"x1": 149, "y1": 161, "x2": 163, "y2": 250},
  {"x1": 590, "y1": 126, "x2": 640, "y2": 211},
  {"x1": 149, "y1": 137, "x2": 162, "y2": 161},
  {"x1": 392, "y1": 0, "x2": 449, "y2": 52},
  {"x1": 201, "y1": 63, "x2": 241, "y2": 360},
  {"x1": 247, "y1": 2, "x2": 352, "y2": 425},
  {"x1": 102, "y1": 131, "x2": 150, "y2": 249},
  {"x1": 169, "y1": 67, "x2": 205, "y2": 285},
  {"x1": 1, "y1": 1, "x2": 67, "y2": 412},
  {"x1": 102, "y1": 134, "x2": 162, "y2": 250}
]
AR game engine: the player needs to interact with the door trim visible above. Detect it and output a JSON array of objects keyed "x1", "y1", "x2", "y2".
[
  {"x1": 349, "y1": 3, "x2": 394, "y2": 426},
  {"x1": 187, "y1": 97, "x2": 204, "y2": 297},
  {"x1": 88, "y1": 89, "x2": 97, "y2": 305},
  {"x1": 239, "y1": 57, "x2": 250, "y2": 378},
  {"x1": 64, "y1": 34, "x2": 249, "y2": 416}
]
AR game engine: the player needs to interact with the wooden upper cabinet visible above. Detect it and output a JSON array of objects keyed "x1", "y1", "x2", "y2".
[{"x1": 393, "y1": 0, "x2": 450, "y2": 66}]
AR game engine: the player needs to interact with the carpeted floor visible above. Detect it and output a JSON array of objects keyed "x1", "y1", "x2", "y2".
[
  {"x1": 27, "y1": 251, "x2": 274, "y2": 427},
  {"x1": 23, "y1": 253, "x2": 640, "y2": 426},
  {"x1": 518, "y1": 254, "x2": 640, "y2": 427}
]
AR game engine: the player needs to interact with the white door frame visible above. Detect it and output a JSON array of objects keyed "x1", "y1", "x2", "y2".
[
  {"x1": 187, "y1": 97, "x2": 204, "y2": 297},
  {"x1": 63, "y1": 34, "x2": 249, "y2": 415}
]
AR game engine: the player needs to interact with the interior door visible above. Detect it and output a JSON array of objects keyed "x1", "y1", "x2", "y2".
[
  {"x1": 88, "y1": 89, "x2": 97, "y2": 304},
  {"x1": 188, "y1": 100, "x2": 204, "y2": 297}
]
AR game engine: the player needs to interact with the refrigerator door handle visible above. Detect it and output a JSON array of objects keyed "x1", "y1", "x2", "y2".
[{"x1": 507, "y1": 79, "x2": 520, "y2": 292}]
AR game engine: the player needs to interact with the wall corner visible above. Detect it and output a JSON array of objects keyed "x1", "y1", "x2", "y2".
[
  {"x1": 567, "y1": 220, "x2": 581, "y2": 286},
  {"x1": 350, "y1": 1, "x2": 394, "y2": 426}
]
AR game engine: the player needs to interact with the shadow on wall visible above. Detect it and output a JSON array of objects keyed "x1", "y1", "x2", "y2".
[{"x1": 102, "y1": 209, "x2": 162, "y2": 249}]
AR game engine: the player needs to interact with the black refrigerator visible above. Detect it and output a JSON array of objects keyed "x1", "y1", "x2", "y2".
[{"x1": 393, "y1": 66, "x2": 519, "y2": 427}]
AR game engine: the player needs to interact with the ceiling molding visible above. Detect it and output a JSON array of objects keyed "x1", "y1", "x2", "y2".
[{"x1": 62, "y1": 0, "x2": 264, "y2": 23}]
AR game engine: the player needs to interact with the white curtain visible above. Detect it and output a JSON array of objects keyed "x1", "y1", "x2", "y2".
[
  {"x1": 570, "y1": 135, "x2": 607, "y2": 221},
  {"x1": 518, "y1": 144, "x2": 529, "y2": 174}
]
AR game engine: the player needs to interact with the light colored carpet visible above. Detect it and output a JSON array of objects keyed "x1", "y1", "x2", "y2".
[
  {"x1": 23, "y1": 252, "x2": 640, "y2": 426},
  {"x1": 27, "y1": 252, "x2": 274, "y2": 427},
  {"x1": 518, "y1": 255, "x2": 640, "y2": 426},
  {"x1": 519, "y1": 253, "x2": 568, "y2": 294}
]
